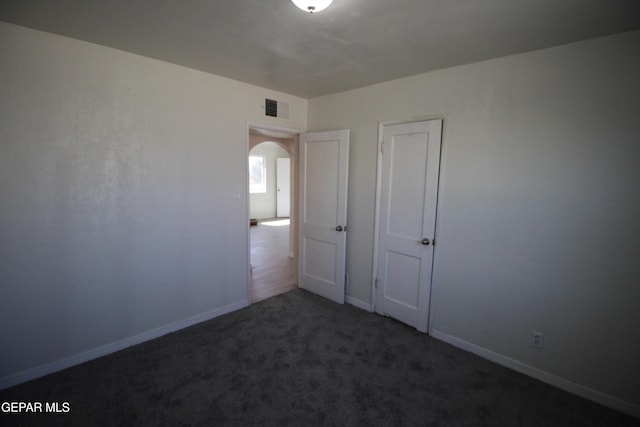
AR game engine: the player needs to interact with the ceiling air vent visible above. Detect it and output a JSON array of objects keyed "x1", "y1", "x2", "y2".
[
  {"x1": 265, "y1": 98, "x2": 278, "y2": 117},
  {"x1": 264, "y1": 98, "x2": 290, "y2": 119}
]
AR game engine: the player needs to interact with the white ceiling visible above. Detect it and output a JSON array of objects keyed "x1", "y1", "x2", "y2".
[{"x1": 2, "y1": 0, "x2": 639, "y2": 99}]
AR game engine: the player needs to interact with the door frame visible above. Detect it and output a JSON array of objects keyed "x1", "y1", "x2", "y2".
[
  {"x1": 245, "y1": 122, "x2": 302, "y2": 303},
  {"x1": 371, "y1": 115, "x2": 446, "y2": 332}
]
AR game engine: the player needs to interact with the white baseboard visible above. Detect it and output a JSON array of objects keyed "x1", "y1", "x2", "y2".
[
  {"x1": 430, "y1": 329, "x2": 640, "y2": 420},
  {"x1": 346, "y1": 295, "x2": 373, "y2": 312},
  {"x1": 0, "y1": 299, "x2": 249, "y2": 391}
]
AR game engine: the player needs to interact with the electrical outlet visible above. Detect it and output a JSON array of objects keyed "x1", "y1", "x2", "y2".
[{"x1": 531, "y1": 331, "x2": 544, "y2": 349}]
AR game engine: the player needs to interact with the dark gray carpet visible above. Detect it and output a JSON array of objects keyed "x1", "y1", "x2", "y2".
[{"x1": 1, "y1": 289, "x2": 638, "y2": 426}]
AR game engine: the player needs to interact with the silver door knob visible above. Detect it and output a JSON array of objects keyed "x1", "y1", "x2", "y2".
[
  {"x1": 336, "y1": 225, "x2": 344, "y2": 232},
  {"x1": 421, "y1": 238, "x2": 430, "y2": 245}
]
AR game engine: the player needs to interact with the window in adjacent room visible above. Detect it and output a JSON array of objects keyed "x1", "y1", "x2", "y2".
[{"x1": 249, "y1": 156, "x2": 266, "y2": 193}]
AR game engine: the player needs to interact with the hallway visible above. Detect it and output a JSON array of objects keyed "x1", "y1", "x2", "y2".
[{"x1": 250, "y1": 219, "x2": 296, "y2": 302}]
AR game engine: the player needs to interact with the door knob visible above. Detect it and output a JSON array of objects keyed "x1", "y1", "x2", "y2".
[
  {"x1": 421, "y1": 238, "x2": 430, "y2": 245},
  {"x1": 336, "y1": 225, "x2": 344, "y2": 232}
]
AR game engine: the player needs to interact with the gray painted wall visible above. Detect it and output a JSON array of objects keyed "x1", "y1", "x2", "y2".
[
  {"x1": 0, "y1": 22, "x2": 307, "y2": 384},
  {"x1": 308, "y1": 30, "x2": 640, "y2": 412}
]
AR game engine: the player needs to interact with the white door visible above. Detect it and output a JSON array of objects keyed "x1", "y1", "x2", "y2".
[
  {"x1": 298, "y1": 129, "x2": 350, "y2": 304},
  {"x1": 276, "y1": 157, "x2": 290, "y2": 217},
  {"x1": 375, "y1": 120, "x2": 442, "y2": 332}
]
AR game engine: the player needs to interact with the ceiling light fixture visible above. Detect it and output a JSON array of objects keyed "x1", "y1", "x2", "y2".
[{"x1": 291, "y1": 0, "x2": 333, "y2": 13}]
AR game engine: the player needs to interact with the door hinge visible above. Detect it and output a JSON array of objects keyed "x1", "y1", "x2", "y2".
[
  {"x1": 380, "y1": 141, "x2": 384, "y2": 154},
  {"x1": 374, "y1": 278, "x2": 378, "y2": 289}
]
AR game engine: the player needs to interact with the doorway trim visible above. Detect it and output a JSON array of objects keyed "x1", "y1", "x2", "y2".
[
  {"x1": 245, "y1": 122, "x2": 302, "y2": 303},
  {"x1": 370, "y1": 115, "x2": 446, "y2": 332}
]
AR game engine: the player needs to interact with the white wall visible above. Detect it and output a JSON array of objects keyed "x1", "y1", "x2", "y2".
[
  {"x1": 249, "y1": 142, "x2": 289, "y2": 219},
  {"x1": 308, "y1": 31, "x2": 640, "y2": 414},
  {"x1": 0, "y1": 22, "x2": 307, "y2": 386}
]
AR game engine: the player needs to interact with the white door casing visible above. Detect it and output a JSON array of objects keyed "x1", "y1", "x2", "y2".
[
  {"x1": 375, "y1": 120, "x2": 442, "y2": 332},
  {"x1": 298, "y1": 129, "x2": 350, "y2": 304},
  {"x1": 276, "y1": 157, "x2": 291, "y2": 218}
]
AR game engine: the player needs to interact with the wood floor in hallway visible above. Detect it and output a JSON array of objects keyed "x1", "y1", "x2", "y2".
[{"x1": 250, "y1": 218, "x2": 296, "y2": 303}]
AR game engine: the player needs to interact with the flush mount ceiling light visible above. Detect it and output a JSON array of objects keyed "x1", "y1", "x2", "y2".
[{"x1": 291, "y1": 0, "x2": 333, "y2": 13}]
